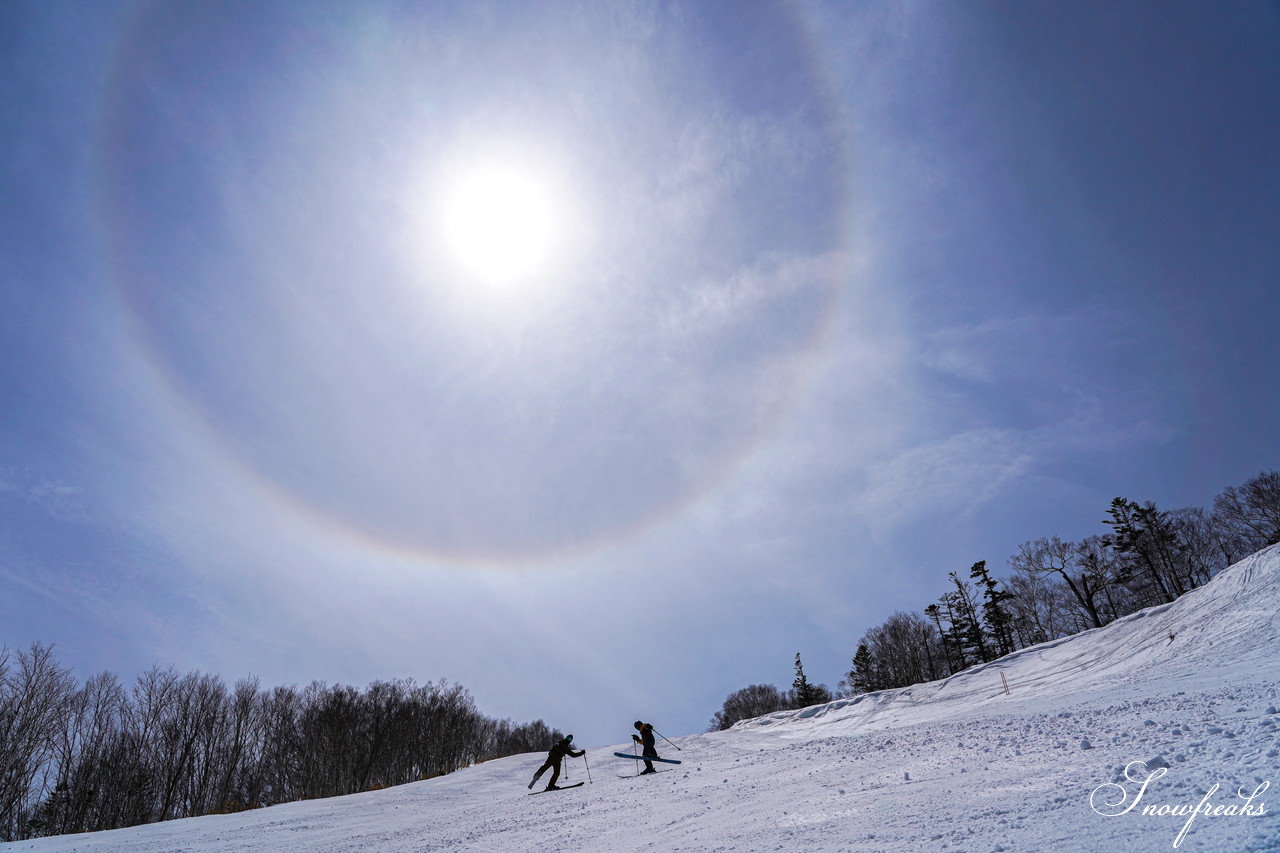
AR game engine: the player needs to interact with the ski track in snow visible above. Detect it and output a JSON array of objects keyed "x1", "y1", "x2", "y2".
[{"x1": 5, "y1": 546, "x2": 1280, "y2": 853}]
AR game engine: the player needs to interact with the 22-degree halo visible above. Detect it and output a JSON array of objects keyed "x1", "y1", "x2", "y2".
[{"x1": 94, "y1": 1, "x2": 854, "y2": 566}]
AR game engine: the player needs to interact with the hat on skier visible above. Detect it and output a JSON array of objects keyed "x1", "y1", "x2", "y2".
[
  {"x1": 565, "y1": 734, "x2": 573, "y2": 742},
  {"x1": 634, "y1": 720, "x2": 643, "y2": 729}
]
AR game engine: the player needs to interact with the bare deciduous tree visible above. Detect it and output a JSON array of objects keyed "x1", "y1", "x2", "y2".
[
  {"x1": 0, "y1": 644, "x2": 76, "y2": 839},
  {"x1": 1212, "y1": 470, "x2": 1280, "y2": 556},
  {"x1": 708, "y1": 684, "x2": 789, "y2": 731},
  {"x1": 1, "y1": 652, "x2": 557, "y2": 843}
]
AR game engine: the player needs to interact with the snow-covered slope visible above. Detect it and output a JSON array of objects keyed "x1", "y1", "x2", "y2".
[
  {"x1": 737, "y1": 542, "x2": 1280, "y2": 740},
  {"x1": 6, "y1": 547, "x2": 1279, "y2": 853}
]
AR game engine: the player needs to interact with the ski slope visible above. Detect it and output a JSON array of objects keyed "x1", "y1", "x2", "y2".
[{"x1": 6, "y1": 547, "x2": 1279, "y2": 853}]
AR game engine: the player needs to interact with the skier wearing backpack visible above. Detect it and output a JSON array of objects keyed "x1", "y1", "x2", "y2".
[
  {"x1": 632, "y1": 720, "x2": 658, "y2": 774},
  {"x1": 528, "y1": 735, "x2": 584, "y2": 791}
]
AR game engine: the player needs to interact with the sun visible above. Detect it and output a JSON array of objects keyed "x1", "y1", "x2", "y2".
[{"x1": 437, "y1": 161, "x2": 563, "y2": 287}]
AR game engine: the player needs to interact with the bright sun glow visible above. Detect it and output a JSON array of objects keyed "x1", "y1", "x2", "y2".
[{"x1": 437, "y1": 162, "x2": 562, "y2": 287}]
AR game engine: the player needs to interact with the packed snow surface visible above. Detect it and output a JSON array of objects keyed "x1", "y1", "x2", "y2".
[{"x1": 6, "y1": 547, "x2": 1279, "y2": 852}]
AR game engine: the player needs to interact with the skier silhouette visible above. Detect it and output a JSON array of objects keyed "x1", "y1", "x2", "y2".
[
  {"x1": 632, "y1": 720, "x2": 659, "y2": 774},
  {"x1": 528, "y1": 735, "x2": 584, "y2": 791}
]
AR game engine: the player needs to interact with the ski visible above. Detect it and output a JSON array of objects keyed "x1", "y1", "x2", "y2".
[
  {"x1": 612, "y1": 752, "x2": 681, "y2": 764},
  {"x1": 528, "y1": 781, "x2": 585, "y2": 795}
]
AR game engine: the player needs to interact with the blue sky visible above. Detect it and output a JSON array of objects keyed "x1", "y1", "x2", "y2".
[{"x1": 2, "y1": 0, "x2": 1278, "y2": 748}]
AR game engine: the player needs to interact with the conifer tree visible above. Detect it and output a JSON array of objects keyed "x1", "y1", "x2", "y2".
[
  {"x1": 1104, "y1": 497, "x2": 1189, "y2": 604},
  {"x1": 970, "y1": 560, "x2": 1017, "y2": 657},
  {"x1": 943, "y1": 572, "x2": 991, "y2": 664},
  {"x1": 845, "y1": 644, "x2": 876, "y2": 695},
  {"x1": 790, "y1": 653, "x2": 831, "y2": 708},
  {"x1": 924, "y1": 603, "x2": 960, "y2": 676}
]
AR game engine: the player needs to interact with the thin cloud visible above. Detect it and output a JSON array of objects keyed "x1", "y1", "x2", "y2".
[
  {"x1": 26, "y1": 480, "x2": 86, "y2": 522},
  {"x1": 852, "y1": 428, "x2": 1035, "y2": 537}
]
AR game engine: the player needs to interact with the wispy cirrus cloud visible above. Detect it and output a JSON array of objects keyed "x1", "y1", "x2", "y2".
[
  {"x1": 851, "y1": 428, "x2": 1034, "y2": 534},
  {"x1": 0, "y1": 469, "x2": 87, "y2": 523}
]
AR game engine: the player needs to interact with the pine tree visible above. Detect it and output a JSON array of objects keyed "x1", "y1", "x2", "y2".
[
  {"x1": 1104, "y1": 497, "x2": 1189, "y2": 604},
  {"x1": 846, "y1": 644, "x2": 876, "y2": 694},
  {"x1": 924, "y1": 603, "x2": 960, "y2": 675},
  {"x1": 790, "y1": 653, "x2": 830, "y2": 708},
  {"x1": 970, "y1": 560, "x2": 1017, "y2": 657},
  {"x1": 945, "y1": 571, "x2": 992, "y2": 664}
]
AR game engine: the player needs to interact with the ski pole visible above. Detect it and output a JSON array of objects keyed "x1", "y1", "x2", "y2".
[
  {"x1": 653, "y1": 729, "x2": 682, "y2": 751},
  {"x1": 583, "y1": 752, "x2": 592, "y2": 784}
]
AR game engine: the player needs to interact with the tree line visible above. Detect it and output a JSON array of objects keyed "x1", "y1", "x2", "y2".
[
  {"x1": 707, "y1": 652, "x2": 834, "y2": 731},
  {"x1": 0, "y1": 649, "x2": 560, "y2": 842},
  {"x1": 711, "y1": 468, "x2": 1280, "y2": 728}
]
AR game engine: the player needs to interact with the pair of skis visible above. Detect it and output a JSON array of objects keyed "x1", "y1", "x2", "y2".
[
  {"x1": 528, "y1": 781, "x2": 585, "y2": 795},
  {"x1": 613, "y1": 751, "x2": 681, "y2": 778}
]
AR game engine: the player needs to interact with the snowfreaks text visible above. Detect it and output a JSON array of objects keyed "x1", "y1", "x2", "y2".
[{"x1": 1089, "y1": 760, "x2": 1269, "y2": 848}]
